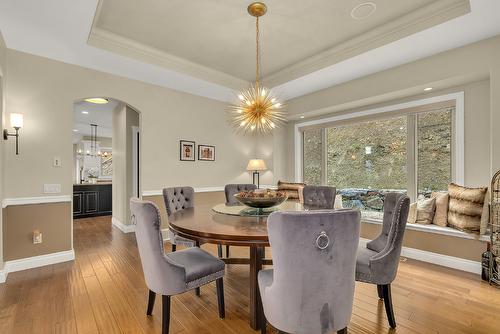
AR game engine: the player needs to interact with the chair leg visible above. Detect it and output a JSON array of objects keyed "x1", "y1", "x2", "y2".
[
  {"x1": 226, "y1": 245, "x2": 230, "y2": 258},
  {"x1": 146, "y1": 290, "x2": 156, "y2": 315},
  {"x1": 260, "y1": 305, "x2": 267, "y2": 334},
  {"x1": 337, "y1": 327, "x2": 348, "y2": 334},
  {"x1": 216, "y1": 278, "x2": 225, "y2": 319},
  {"x1": 217, "y1": 244, "x2": 223, "y2": 258},
  {"x1": 195, "y1": 287, "x2": 201, "y2": 296},
  {"x1": 162, "y1": 295, "x2": 171, "y2": 334},
  {"x1": 171, "y1": 244, "x2": 176, "y2": 252},
  {"x1": 381, "y1": 284, "x2": 396, "y2": 328},
  {"x1": 377, "y1": 284, "x2": 384, "y2": 299}
]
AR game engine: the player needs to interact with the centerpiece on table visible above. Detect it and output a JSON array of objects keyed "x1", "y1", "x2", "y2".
[{"x1": 234, "y1": 189, "x2": 288, "y2": 209}]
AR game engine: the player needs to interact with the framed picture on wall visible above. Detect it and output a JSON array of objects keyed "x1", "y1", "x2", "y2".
[
  {"x1": 198, "y1": 145, "x2": 215, "y2": 161},
  {"x1": 180, "y1": 140, "x2": 196, "y2": 161}
]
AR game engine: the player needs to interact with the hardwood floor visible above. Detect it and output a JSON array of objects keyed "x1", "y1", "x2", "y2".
[{"x1": 1, "y1": 215, "x2": 499, "y2": 334}]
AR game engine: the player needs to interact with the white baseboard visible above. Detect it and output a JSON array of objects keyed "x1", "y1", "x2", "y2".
[
  {"x1": 112, "y1": 217, "x2": 136, "y2": 233},
  {"x1": 0, "y1": 249, "x2": 75, "y2": 283},
  {"x1": 0, "y1": 269, "x2": 7, "y2": 283},
  {"x1": 360, "y1": 238, "x2": 481, "y2": 274}
]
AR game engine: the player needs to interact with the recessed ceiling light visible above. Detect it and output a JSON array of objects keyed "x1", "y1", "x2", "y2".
[
  {"x1": 85, "y1": 97, "x2": 109, "y2": 104},
  {"x1": 300, "y1": 115, "x2": 305, "y2": 119},
  {"x1": 81, "y1": 111, "x2": 89, "y2": 114},
  {"x1": 424, "y1": 87, "x2": 433, "y2": 91},
  {"x1": 73, "y1": 129, "x2": 78, "y2": 132},
  {"x1": 351, "y1": 2, "x2": 377, "y2": 20}
]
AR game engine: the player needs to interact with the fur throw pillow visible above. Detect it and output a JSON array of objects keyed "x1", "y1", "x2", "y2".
[{"x1": 447, "y1": 183, "x2": 487, "y2": 233}]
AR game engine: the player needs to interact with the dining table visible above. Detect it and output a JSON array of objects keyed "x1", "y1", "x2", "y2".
[{"x1": 168, "y1": 200, "x2": 305, "y2": 330}]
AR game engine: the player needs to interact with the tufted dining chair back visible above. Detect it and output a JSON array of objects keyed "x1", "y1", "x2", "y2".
[
  {"x1": 302, "y1": 185, "x2": 337, "y2": 209},
  {"x1": 224, "y1": 184, "x2": 257, "y2": 205},
  {"x1": 163, "y1": 187, "x2": 195, "y2": 217},
  {"x1": 259, "y1": 209, "x2": 360, "y2": 334}
]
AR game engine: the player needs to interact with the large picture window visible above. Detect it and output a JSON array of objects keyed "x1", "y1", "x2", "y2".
[{"x1": 301, "y1": 100, "x2": 457, "y2": 216}]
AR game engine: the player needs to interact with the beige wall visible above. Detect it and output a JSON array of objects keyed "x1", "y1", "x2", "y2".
[
  {"x1": 1, "y1": 48, "x2": 262, "y2": 260},
  {"x1": 0, "y1": 31, "x2": 6, "y2": 269},
  {"x1": 2, "y1": 49, "x2": 259, "y2": 199},
  {"x1": 269, "y1": 38, "x2": 500, "y2": 261},
  {"x1": 2, "y1": 202, "x2": 71, "y2": 261},
  {"x1": 112, "y1": 103, "x2": 126, "y2": 225},
  {"x1": 112, "y1": 104, "x2": 139, "y2": 226},
  {"x1": 284, "y1": 79, "x2": 492, "y2": 187},
  {"x1": 283, "y1": 35, "x2": 500, "y2": 180}
]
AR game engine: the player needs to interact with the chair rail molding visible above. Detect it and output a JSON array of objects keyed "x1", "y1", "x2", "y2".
[{"x1": 2, "y1": 195, "x2": 72, "y2": 208}]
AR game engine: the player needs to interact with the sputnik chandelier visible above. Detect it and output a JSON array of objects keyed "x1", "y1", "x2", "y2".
[{"x1": 229, "y1": 2, "x2": 285, "y2": 134}]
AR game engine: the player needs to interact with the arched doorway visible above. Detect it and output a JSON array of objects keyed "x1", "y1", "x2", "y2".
[{"x1": 72, "y1": 97, "x2": 141, "y2": 235}]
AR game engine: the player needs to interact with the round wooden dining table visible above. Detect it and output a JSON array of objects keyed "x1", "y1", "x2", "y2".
[{"x1": 168, "y1": 201, "x2": 304, "y2": 330}]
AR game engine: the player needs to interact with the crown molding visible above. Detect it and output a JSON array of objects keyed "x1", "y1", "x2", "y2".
[
  {"x1": 264, "y1": 0, "x2": 471, "y2": 88},
  {"x1": 88, "y1": 27, "x2": 248, "y2": 91}
]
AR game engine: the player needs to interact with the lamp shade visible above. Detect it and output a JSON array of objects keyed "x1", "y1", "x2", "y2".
[
  {"x1": 247, "y1": 159, "x2": 267, "y2": 171},
  {"x1": 10, "y1": 113, "x2": 24, "y2": 129}
]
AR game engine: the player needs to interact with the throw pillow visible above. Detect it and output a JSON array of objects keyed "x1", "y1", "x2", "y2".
[
  {"x1": 277, "y1": 180, "x2": 306, "y2": 200},
  {"x1": 415, "y1": 197, "x2": 436, "y2": 225},
  {"x1": 447, "y1": 183, "x2": 487, "y2": 233},
  {"x1": 407, "y1": 202, "x2": 417, "y2": 224},
  {"x1": 431, "y1": 191, "x2": 449, "y2": 227}
]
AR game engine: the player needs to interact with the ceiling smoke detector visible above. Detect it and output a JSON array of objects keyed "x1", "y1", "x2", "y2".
[{"x1": 351, "y1": 2, "x2": 377, "y2": 20}]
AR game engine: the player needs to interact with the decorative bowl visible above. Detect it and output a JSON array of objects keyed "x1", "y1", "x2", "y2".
[{"x1": 234, "y1": 189, "x2": 288, "y2": 208}]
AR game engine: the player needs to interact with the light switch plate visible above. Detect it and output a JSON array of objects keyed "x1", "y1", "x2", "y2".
[
  {"x1": 44, "y1": 184, "x2": 61, "y2": 194},
  {"x1": 53, "y1": 156, "x2": 62, "y2": 167}
]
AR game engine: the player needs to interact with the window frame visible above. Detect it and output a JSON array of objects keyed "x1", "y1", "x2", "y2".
[{"x1": 296, "y1": 92, "x2": 464, "y2": 203}]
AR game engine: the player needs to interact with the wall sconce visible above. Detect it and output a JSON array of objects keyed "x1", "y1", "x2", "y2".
[{"x1": 3, "y1": 113, "x2": 24, "y2": 155}]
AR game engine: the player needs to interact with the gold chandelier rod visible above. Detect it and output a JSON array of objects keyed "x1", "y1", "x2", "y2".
[{"x1": 255, "y1": 16, "x2": 260, "y2": 90}]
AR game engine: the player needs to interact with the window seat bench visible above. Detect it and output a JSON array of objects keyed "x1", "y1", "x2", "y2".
[{"x1": 362, "y1": 217, "x2": 489, "y2": 241}]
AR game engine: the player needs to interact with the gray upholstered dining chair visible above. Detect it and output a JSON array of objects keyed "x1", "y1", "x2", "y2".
[
  {"x1": 162, "y1": 186, "x2": 199, "y2": 252},
  {"x1": 225, "y1": 183, "x2": 257, "y2": 205},
  {"x1": 130, "y1": 198, "x2": 226, "y2": 334},
  {"x1": 222, "y1": 184, "x2": 257, "y2": 258},
  {"x1": 302, "y1": 185, "x2": 337, "y2": 209},
  {"x1": 355, "y1": 193, "x2": 410, "y2": 329},
  {"x1": 163, "y1": 186, "x2": 225, "y2": 260},
  {"x1": 258, "y1": 209, "x2": 361, "y2": 334}
]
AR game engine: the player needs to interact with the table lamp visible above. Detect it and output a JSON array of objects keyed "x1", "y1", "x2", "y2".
[{"x1": 247, "y1": 159, "x2": 267, "y2": 188}]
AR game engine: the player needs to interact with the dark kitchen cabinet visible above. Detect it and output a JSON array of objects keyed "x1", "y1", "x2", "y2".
[{"x1": 73, "y1": 183, "x2": 112, "y2": 218}]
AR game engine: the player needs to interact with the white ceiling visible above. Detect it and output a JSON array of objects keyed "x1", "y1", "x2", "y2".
[
  {"x1": 1, "y1": 0, "x2": 500, "y2": 104},
  {"x1": 73, "y1": 99, "x2": 118, "y2": 140}
]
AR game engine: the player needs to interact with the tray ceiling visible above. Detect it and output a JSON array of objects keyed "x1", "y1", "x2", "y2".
[{"x1": 89, "y1": 0, "x2": 470, "y2": 88}]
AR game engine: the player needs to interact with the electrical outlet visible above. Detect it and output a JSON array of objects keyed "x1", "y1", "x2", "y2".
[
  {"x1": 53, "y1": 156, "x2": 62, "y2": 167},
  {"x1": 33, "y1": 230, "x2": 42, "y2": 244},
  {"x1": 44, "y1": 184, "x2": 61, "y2": 193}
]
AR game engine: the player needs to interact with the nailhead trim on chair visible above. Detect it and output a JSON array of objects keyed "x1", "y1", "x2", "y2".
[{"x1": 186, "y1": 269, "x2": 225, "y2": 290}]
